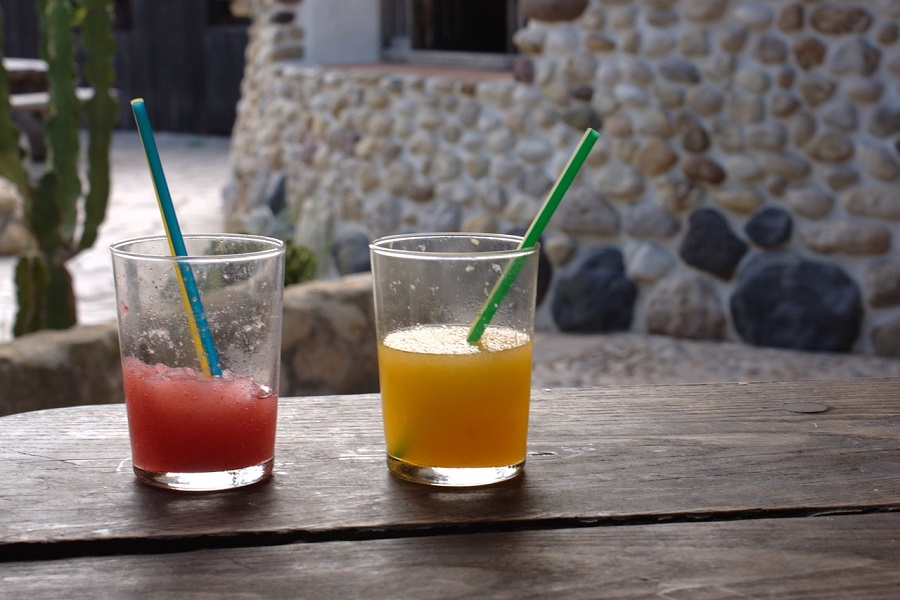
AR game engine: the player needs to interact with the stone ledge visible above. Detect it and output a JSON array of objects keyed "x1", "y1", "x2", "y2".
[{"x1": 0, "y1": 273, "x2": 379, "y2": 417}]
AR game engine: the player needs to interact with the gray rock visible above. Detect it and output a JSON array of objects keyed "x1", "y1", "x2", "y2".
[
  {"x1": 866, "y1": 258, "x2": 900, "y2": 307},
  {"x1": 844, "y1": 185, "x2": 900, "y2": 220},
  {"x1": 821, "y1": 101, "x2": 858, "y2": 131},
  {"x1": 655, "y1": 173, "x2": 705, "y2": 214},
  {"x1": 331, "y1": 230, "x2": 372, "y2": 275},
  {"x1": 0, "y1": 324, "x2": 121, "y2": 417},
  {"x1": 681, "y1": 156, "x2": 726, "y2": 185},
  {"x1": 730, "y1": 251, "x2": 862, "y2": 353},
  {"x1": 659, "y1": 58, "x2": 702, "y2": 84},
  {"x1": 634, "y1": 138, "x2": 678, "y2": 175},
  {"x1": 679, "y1": 207, "x2": 748, "y2": 280},
  {"x1": 735, "y1": 2, "x2": 775, "y2": 30},
  {"x1": 798, "y1": 74, "x2": 837, "y2": 107},
  {"x1": 645, "y1": 275, "x2": 726, "y2": 340},
  {"x1": 754, "y1": 33, "x2": 789, "y2": 64},
  {"x1": 726, "y1": 155, "x2": 764, "y2": 183},
  {"x1": 683, "y1": 0, "x2": 727, "y2": 23},
  {"x1": 680, "y1": 27, "x2": 710, "y2": 56},
  {"x1": 830, "y1": 37, "x2": 881, "y2": 76},
  {"x1": 719, "y1": 23, "x2": 749, "y2": 52},
  {"x1": 623, "y1": 203, "x2": 681, "y2": 239},
  {"x1": 745, "y1": 206, "x2": 793, "y2": 248},
  {"x1": 793, "y1": 37, "x2": 826, "y2": 70},
  {"x1": 685, "y1": 84, "x2": 725, "y2": 116},
  {"x1": 809, "y1": 5, "x2": 873, "y2": 35},
  {"x1": 551, "y1": 247, "x2": 637, "y2": 333},
  {"x1": 868, "y1": 103, "x2": 900, "y2": 138},
  {"x1": 805, "y1": 131, "x2": 854, "y2": 163},
  {"x1": 845, "y1": 79, "x2": 884, "y2": 105},
  {"x1": 778, "y1": 3, "x2": 804, "y2": 32},
  {"x1": 785, "y1": 184, "x2": 834, "y2": 219},
  {"x1": 770, "y1": 91, "x2": 801, "y2": 117},
  {"x1": 747, "y1": 122, "x2": 788, "y2": 152},
  {"x1": 677, "y1": 111, "x2": 711, "y2": 153},
  {"x1": 801, "y1": 222, "x2": 892, "y2": 256},
  {"x1": 824, "y1": 166, "x2": 860, "y2": 192},
  {"x1": 594, "y1": 162, "x2": 645, "y2": 200},
  {"x1": 625, "y1": 241, "x2": 675, "y2": 283},
  {"x1": 711, "y1": 187, "x2": 765, "y2": 215},
  {"x1": 858, "y1": 142, "x2": 900, "y2": 181},
  {"x1": 873, "y1": 319, "x2": 900, "y2": 358},
  {"x1": 554, "y1": 185, "x2": 621, "y2": 235}
]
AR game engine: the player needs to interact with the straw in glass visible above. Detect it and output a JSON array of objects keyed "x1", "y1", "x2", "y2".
[
  {"x1": 466, "y1": 128, "x2": 600, "y2": 344},
  {"x1": 131, "y1": 98, "x2": 222, "y2": 377}
]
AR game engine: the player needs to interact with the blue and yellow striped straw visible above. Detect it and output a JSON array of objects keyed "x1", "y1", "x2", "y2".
[{"x1": 131, "y1": 98, "x2": 222, "y2": 377}]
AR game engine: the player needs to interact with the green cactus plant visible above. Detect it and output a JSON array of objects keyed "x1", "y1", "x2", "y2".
[{"x1": 0, "y1": 0, "x2": 117, "y2": 335}]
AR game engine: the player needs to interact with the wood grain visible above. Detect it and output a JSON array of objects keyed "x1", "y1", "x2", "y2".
[
  {"x1": 1, "y1": 378, "x2": 898, "y2": 557},
  {"x1": 1, "y1": 514, "x2": 898, "y2": 599}
]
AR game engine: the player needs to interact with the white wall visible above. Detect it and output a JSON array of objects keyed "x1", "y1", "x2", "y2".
[{"x1": 301, "y1": 0, "x2": 380, "y2": 65}]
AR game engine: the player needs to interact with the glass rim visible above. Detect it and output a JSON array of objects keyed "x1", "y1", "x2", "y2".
[
  {"x1": 369, "y1": 232, "x2": 538, "y2": 260},
  {"x1": 109, "y1": 233, "x2": 285, "y2": 263}
]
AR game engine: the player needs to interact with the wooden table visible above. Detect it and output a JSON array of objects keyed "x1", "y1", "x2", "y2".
[{"x1": 1, "y1": 378, "x2": 898, "y2": 598}]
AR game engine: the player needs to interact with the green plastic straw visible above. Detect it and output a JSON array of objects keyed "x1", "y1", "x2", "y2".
[
  {"x1": 466, "y1": 128, "x2": 600, "y2": 344},
  {"x1": 131, "y1": 98, "x2": 222, "y2": 377}
]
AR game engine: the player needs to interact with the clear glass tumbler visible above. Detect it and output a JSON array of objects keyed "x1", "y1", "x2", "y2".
[
  {"x1": 370, "y1": 233, "x2": 539, "y2": 486},
  {"x1": 111, "y1": 234, "x2": 285, "y2": 491}
]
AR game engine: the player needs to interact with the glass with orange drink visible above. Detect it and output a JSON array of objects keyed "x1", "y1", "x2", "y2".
[{"x1": 370, "y1": 233, "x2": 539, "y2": 486}]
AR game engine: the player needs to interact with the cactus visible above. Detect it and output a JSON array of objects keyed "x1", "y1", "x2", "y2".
[{"x1": 0, "y1": 1, "x2": 116, "y2": 335}]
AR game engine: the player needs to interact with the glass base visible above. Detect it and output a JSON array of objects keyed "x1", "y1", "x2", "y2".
[
  {"x1": 387, "y1": 455, "x2": 524, "y2": 487},
  {"x1": 133, "y1": 458, "x2": 273, "y2": 492}
]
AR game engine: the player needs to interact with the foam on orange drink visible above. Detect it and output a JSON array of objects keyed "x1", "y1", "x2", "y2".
[
  {"x1": 122, "y1": 357, "x2": 278, "y2": 473},
  {"x1": 377, "y1": 324, "x2": 532, "y2": 468}
]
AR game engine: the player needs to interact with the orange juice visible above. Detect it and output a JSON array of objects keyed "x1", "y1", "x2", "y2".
[{"x1": 378, "y1": 324, "x2": 533, "y2": 468}]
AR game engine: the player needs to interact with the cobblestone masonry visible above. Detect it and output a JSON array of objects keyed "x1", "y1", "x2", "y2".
[{"x1": 226, "y1": 0, "x2": 900, "y2": 357}]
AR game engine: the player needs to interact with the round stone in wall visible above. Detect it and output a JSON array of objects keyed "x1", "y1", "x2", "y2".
[
  {"x1": 679, "y1": 208, "x2": 749, "y2": 280},
  {"x1": 809, "y1": 5, "x2": 873, "y2": 35},
  {"x1": 868, "y1": 103, "x2": 900, "y2": 138},
  {"x1": 744, "y1": 206, "x2": 793, "y2": 248},
  {"x1": 554, "y1": 185, "x2": 620, "y2": 236},
  {"x1": 866, "y1": 258, "x2": 900, "y2": 308},
  {"x1": 644, "y1": 274, "x2": 726, "y2": 340},
  {"x1": 625, "y1": 241, "x2": 675, "y2": 284},
  {"x1": 785, "y1": 184, "x2": 835, "y2": 219},
  {"x1": 551, "y1": 247, "x2": 637, "y2": 333},
  {"x1": 730, "y1": 251, "x2": 862, "y2": 353},
  {"x1": 844, "y1": 184, "x2": 900, "y2": 220},
  {"x1": 872, "y1": 319, "x2": 900, "y2": 358},
  {"x1": 623, "y1": 202, "x2": 680, "y2": 239},
  {"x1": 331, "y1": 229, "x2": 371, "y2": 275}
]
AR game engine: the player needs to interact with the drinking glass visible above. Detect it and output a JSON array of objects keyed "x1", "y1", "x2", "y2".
[
  {"x1": 111, "y1": 234, "x2": 285, "y2": 491},
  {"x1": 370, "y1": 233, "x2": 539, "y2": 486}
]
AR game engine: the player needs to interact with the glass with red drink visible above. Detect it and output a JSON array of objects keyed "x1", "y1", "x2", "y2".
[{"x1": 111, "y1": 234, "x2": 285, "y2": 491}]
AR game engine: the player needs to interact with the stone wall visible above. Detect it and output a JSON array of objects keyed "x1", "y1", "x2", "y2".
[
  {"x1": 225, "y1": 0, "x2": 900, "y2": 357},
  {"x1": 0, "y1": 274, "x2": 379, "y2": 417}
]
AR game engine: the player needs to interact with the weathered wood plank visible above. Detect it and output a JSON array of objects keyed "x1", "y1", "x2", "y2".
[
  {"x1": 0, "y1": 379, "x2": 898, "y2": 553},
  {"x1": 1, "y1": 514, "x2": 898, "y2": 599}
]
